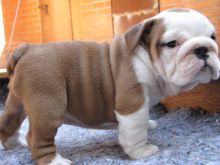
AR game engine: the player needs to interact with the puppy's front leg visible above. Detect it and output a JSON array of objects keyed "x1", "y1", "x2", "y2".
[{"x1": 115, "y1": 103, "x2": 159, "y2": 159}]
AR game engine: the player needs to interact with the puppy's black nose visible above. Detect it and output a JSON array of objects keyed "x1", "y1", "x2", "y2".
[{"x1": 194, "y1": 47, "x2": 209, "y2": 60}]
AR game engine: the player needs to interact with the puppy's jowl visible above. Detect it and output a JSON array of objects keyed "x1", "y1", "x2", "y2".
[{"x1": 0, "y1": 8, "x2": 220, "y2": 165}]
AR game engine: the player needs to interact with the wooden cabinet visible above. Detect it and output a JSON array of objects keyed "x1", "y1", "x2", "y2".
[
  {"x1": 39, "y1": 0, "x2": 73, "y2": 42},
  {"x1": 112, "y1": 0, "x2": 159, "y2": 34},
  {"x1": 39, "y1": 0, "x2": 159, "y2": 42},
  {"x1": 162, "y1": 81, "x2": 220, "y2": 113}
]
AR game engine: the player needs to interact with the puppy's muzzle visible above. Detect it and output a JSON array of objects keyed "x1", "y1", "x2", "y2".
[{"x1": 177, "y1": 37, "x2": 218, "y2": 64}]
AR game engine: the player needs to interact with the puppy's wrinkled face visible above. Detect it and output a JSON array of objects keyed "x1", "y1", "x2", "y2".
[{"x1": 156, "y1": 9, "x2": 220, "y2": 91}]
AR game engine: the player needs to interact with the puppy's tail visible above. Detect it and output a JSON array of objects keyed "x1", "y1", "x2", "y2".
[{"x1": 7, "y1": 43, "x2": 29, "y2": 76}]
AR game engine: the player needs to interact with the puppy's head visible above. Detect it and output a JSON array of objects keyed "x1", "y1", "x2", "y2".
[{"x1": 125, "y1": 8, "x2": 220, "y2": 93}]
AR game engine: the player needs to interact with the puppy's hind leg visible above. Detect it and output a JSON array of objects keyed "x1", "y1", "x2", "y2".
[
  {"x1": 25, "y1": 93, "x2": 72, "y2": 165},
  {"x1": 0, "y1": 91, "x2": 27, "y2": 149}
]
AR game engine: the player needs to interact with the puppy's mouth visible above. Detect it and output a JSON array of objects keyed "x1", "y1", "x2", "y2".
[
  {"x1": 179, "y1": 65, "x2": 213, "y2": 91},
  {"x1": 177, "y1": 54, "x2": 219, "y2": 91},
  {"x1": 202, "y1": 58, "x2": 208, "y2": 67},
  {"x1": 201, "y1": 59, "x2": 211, "y2": 72},
  {"x1": 181, "y1": 60, "x2": 218, "y2": 91},
  {"x1": 188, "y1": 47, "x2": 219, "y2": 81},
  {"x1": 200, "y1": 56, "x2": 220, "y2": 80}
]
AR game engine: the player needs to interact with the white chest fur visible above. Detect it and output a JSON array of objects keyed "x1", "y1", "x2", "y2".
[{"x1": 132, "y1": 45, "x2": 165, "y2": 107}]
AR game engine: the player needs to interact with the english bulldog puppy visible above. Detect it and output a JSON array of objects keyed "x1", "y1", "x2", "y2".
[{"x1": 0, "y1": 8, "x2": 219, "y2": 165}]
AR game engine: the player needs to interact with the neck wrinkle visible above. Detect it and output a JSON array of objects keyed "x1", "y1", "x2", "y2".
[
  {"x1": 135, "y1": 46, "x2": 166, "y2": 97},
  {"x1": 136, "y1": 45, "x2": 180, "y2": 97}
]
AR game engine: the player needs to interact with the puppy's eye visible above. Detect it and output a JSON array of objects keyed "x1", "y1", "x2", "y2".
[
  {"x1": 211, "y1": 34, "x2": 216, "y2": 40},
  {"x1": 166, "y1": 40, "x2": 177, "y2": 48}
]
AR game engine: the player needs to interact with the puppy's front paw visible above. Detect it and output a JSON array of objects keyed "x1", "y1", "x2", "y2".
[
  {"x1": 128, "y1": 144, "x2": 159, "y2": 159},
  {"x1": 48, "y1": 154, "x2": 72, "y2": 165}
]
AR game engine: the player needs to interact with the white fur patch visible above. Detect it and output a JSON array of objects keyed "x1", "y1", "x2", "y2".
[
  {"x1": 4, "y1": 131, "x2": 27, "y2": 149},
  {"x1": 115, "y1": 103, "x2": 159, "y2": 159},
  {"x1": 148, "y1": 120, "x2": 158, "y2": 130},
  {"x1": 48, "y1": 154, "x2": 72, "y2": 165}
]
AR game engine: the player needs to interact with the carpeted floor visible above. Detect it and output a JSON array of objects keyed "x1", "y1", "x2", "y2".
[{"x1": 0, "y1": 106, "x2": 220, "y2": 165}]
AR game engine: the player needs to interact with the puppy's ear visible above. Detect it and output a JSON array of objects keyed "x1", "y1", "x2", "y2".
[{"x1": 124, "y1": 18, "x2": 159, "y2": 52}]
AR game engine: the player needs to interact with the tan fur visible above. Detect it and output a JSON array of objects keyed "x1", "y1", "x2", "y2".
[
  {"x1": 7, "y1": 43, "x2": 29, "y2": 76},
  {"x1": 141, "y1": 19, "x2": 165, "y2": 62},
  {"x1": 0, "y1": 92, "x2": 25, "y2": 144}
]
